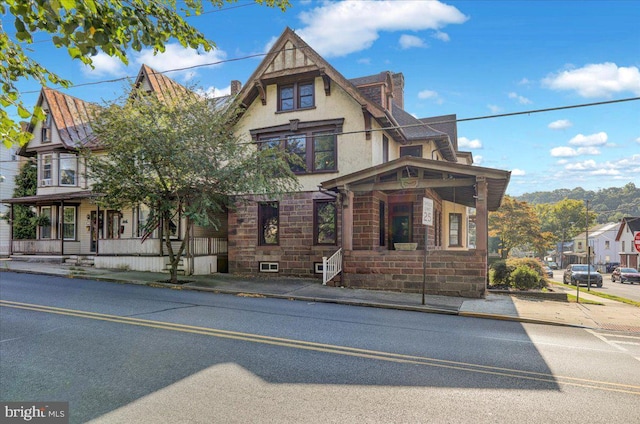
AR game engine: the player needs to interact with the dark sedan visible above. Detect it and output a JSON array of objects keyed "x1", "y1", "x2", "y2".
[
  {"x1": 563, "y1": 264, "x2": 603, "y2": 287},
  {"x1": 611, "y1": 267, "x2": 640, "y2": 284}
]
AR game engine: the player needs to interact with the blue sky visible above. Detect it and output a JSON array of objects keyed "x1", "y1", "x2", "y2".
[{"x1": 5, "y1": 0, "x2": 640, "y2": 196}]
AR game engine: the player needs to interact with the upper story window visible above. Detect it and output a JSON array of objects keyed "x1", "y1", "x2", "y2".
[
  {"x1": 278, "y1": 81, "x2": 314, "y2": 112},
  {"x1": 41, "y1": 154, "x2": 52, "y2": 183},
  {"x1": 253, "y1": 118, "x2": 343, "y2": 175},
  {"x1": 400, "y1": 145, "x2": 423, "y2": 158},
  {"x1": 42, "y1": 110, "x2": 52, "y2": 143},
  {"x1": 59, "y1": 153, "x2": 77, "y2": 186},
  {"x1": 382, "y1": 135, "x2": 389, "y2": 163}
]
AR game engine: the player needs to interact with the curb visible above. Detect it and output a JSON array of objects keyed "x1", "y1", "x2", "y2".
[{"x1": 0, "y1": 267, "x2": 602, "y2": 329}]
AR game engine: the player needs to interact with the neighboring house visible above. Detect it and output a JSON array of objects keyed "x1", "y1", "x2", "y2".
[
  {"x1": 569, "y1": 223, "x2": 620, "y2": 271},
  {"x1": 616, "y1": 217, "x2": 640, "y2": 268},
  {"x1": 230, "y1": 28, "x2": 511, "y2": 297},
  {"x1": 1, "y1": 65, "x2": 227, "y2": 274},
  {"x1": 0, "y1": 144, "x2": 22, "y2": 256}
]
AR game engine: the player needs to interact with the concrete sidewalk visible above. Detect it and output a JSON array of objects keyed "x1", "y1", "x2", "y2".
[{"x1": 2, "y1": 258, "x2": 640, "y2": 333}]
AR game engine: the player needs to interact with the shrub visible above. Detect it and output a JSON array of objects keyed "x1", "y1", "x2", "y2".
[
  {"x1": 510, "y1": 265, "x2": 542, "y2": 290},
  {"x1": 489, "y1": 257, "x2": 549, "y2": 289},
  {"x1": 489, "y1": 260, "x2": 511, "y2": 286}
]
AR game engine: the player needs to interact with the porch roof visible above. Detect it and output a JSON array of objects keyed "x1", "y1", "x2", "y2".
[
  {"x1": 320, "y1": 157, "x2": 511, "y2": 211},
  {"x1": 2, "y1": 191, "x2": 99, "y2": 205}
]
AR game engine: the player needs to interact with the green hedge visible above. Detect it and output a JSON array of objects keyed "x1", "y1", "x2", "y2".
[{"x1": 489, "y1": 258, "x2": 549, "y2": 290}]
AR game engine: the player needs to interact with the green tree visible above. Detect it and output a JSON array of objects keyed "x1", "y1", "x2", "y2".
[
  {"x1": 3, "y1": 161, "x2": 37, "y2": 239},
  {"x1": 535, "y1": 198, "x2": 596, "y2": 244},
  {"x1": 1, "y1": 0, "x2": 290, "y2": 148},
  {"x1": 488, "y1": 196, "x2": 543, "y2": 259},
  {"x1": 86, "y1": 90, "x2": 300, "y2": 284}
]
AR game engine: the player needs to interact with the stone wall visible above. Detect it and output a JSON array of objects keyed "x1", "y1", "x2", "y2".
[
  {"x1": 343, "y1": 249, "x2": 487, "y2": 298},
  {"x1": 228, "y1": 192, "x2": 341, "y2": 277}
]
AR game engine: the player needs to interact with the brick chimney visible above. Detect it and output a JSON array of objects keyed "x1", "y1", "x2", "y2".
[
  {"x1": 392, "y1": 73, "x2": 404, "y2": 109},
  {"x1": 230, "y1": 80, "x2": 242, "y2": 95}
]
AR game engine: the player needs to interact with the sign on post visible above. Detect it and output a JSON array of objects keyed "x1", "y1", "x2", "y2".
[
  {"x1": 634, "y1": 232, "x2": 640, "y2": 253},
  {"x1": 422, "y1": 198, "x2": 433, "y2": 226},
  {"x1": 421, "y1": 198, "x2": 433, "y2": 306}
]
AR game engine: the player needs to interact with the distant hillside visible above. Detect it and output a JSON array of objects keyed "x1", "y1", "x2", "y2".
[{"x1": 517, "y1": 182, "x2": 640, "y2": 223}]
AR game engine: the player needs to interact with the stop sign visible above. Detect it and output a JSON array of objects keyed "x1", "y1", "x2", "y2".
[{"x1": 635, "y1": 232, "x2": 640, "y2": 253}]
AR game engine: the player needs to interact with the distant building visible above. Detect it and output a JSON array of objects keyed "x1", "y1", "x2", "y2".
[
  {"x1": 0, "y1": 145, "x2": 21, "y2": 256},
  {"x1": 616, "y1": 217, "x2": 640, "y2": 268},
  {"x1": 571, "y1": 222, "x2": 620, "y2": 270}
]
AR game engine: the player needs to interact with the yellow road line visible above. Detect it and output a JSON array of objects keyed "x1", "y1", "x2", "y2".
[{"x1": 2, "y1": 299, "x2": 640, "y2": 395}]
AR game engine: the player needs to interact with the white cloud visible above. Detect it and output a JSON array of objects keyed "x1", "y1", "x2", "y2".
[
  {"x1": 458, "y1": 136, "x2": 482, "y2": 149},
  {"x1": 548, "y1": 119, "x2": 572, "y2": 130},
  {"x1": 508, "y1": 92, "x2": 532, "y2": 104},
  {"x1": 198, "y1": 85, "x2": 231, "y2": 98},
  {"x1": 636, "y1": 137, "x2": 640, "y2": 144},
  {"x1": 81, "y1": 52, "x2": 128, "y2": 77},
  {"x1": 296, "y1": 0, "x2": 467, "y2": 57},
  {"x1": 565, "y1": 160, "x2": 597, "y2": 170},
  {"x1": 357, "y1": 58, "x2": 371, "y2": 65},
  {"x1": 473, "y1": 155, "x2": 483, "y2": 165},
  {"x1": 418, "y1": 89, "x2": 438, "y2": 100},
  {"x1": 518, "y1": 78, "x2": 531, "y2": 85},
  {"x1": 550, "y1": 146, "x2": 601, "y2": 157},
  {"x1": 487, "y1": 104, "x2": 501, "y2": 114},
  {"x1": 399, "y1": 34, "x2": 426, "y2": 49},
  {"x1": 432, "y1": 31, "x2": 450, "y2": 42},
  {"x1": 568, "y1": 132, "x2": 608, "y2": 146},
  {"x1": 551, "y1": 146, "x2": 577, "y2": 157},
  {"x1": 511, "y1": 169, "x2": 526, "y2": 176},
  {"x1": 133, "y1": 44, "x2": 227, "y2": 79},
  {"x1": 542, "y1": 62, "x2": 640, "y2": 98}
]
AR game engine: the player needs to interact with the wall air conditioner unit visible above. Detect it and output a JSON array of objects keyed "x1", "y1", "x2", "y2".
[{"x1": 41, "y1": 179, "x2": 52, "y2": 186}]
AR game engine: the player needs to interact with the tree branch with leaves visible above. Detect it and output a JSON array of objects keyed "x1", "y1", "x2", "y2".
[{"x1": 1, "y1": 0, "x2": 290, "y2": 148}]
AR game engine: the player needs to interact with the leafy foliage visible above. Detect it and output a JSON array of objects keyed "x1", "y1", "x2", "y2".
[
  {"x1": 510, "y1": 266, "x2": 542, "y2": 290},
  {"x1": 519, "y1": 183, "x2": 640, "y2": 224},
  {"x1": 489, "y1": 257, "x2": 548, "y2": 290},
  {"x1": 3, "y1": 161, "x2": 37, "y2": 239},
  {"x1": 85, "y1": 89, "x2": 300, "y2": 283},
  {"x1": 488, "y1": 196, "x2": 551, "y2": 258},
  {"x1": 1, "y1": 0, "x2": 290, "y2": 148}
]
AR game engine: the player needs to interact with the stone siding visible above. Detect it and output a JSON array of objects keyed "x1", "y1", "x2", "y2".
[
  {"x1": 228, "y1": 192, "x2": 341, "y2": 277},
  {"x1": 343, "y1": 249, "x2": 487, "y2": 298}
]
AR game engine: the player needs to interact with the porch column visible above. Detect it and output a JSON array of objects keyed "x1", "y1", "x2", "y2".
[
  {"x1": 60, "y1": 200, "x2": 64, "y2": 255},
  {"x1": 9, "y1": 204, "x2": 14, "y2": 255},
  {"x1": 341, "y1": 188, "x2": 354, "y2": 250},
  {"x1": 475, "y1": 176, "x2": 488, "y2": 253}
]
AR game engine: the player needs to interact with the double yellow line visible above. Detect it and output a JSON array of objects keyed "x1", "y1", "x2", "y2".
[{"x1": 2, "y1": 299, "x2": 640, "y2": 396}]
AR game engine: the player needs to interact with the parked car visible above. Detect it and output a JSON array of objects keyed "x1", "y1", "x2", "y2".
[
  {"x1": 563, "y1": 264, "x2": 603, "y2": 287},
  {"x1": 547, "y1": 262, "x2": 559, "y2": 270},
  {"x1": 543, "y1": 266, "x2": 554, "y2": 278},
  {"x1": 611, "y1": 267, "x2": 640, "y2": 284},
  {"x1": 605, "y1": 262, "x2": 620, "y2": 273}
]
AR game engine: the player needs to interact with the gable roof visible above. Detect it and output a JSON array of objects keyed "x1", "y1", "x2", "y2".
[
  {"x1": 134, "y1": 65, "x2": 193, "y2": 103},
  {"x1": 321, "y1": 156, "x2": 511, "y2": 211},
  {"x1": 615, "y1": 217, "x2": 640, "y2": 241},
  {"x1": 237, "y1": 28, "x2": 415, "y2": 141},
  {"x1": 31, "y1": 88, "x2": 97, "y2": 150}
]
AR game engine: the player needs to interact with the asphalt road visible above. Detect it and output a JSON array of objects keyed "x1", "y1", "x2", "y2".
[
  {"x1": 2, "y1": 272, "x2": 640, "y2": 424},
  {"x1": 553, "y1": 270, "x2": 640, "y2": 302}
]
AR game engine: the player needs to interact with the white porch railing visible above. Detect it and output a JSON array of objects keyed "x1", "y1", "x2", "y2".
[{"x1": 322, "y1": 248, "x2": 343, "y2": 285}]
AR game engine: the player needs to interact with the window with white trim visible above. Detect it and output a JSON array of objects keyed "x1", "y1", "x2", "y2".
[
  {"x1": 63, "y1": 206, "x2": 76, "y2": 240},
  {"x1": 59, "y1": 153, "x2": 77, "y2": 186}
]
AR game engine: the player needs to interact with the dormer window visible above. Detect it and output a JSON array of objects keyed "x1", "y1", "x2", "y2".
[
  {"x1": 278, "y1": 81, "x2": 314, "y2": 112},
  {"x1": 42, "y1": 110, "x2": 52, "y2": 143}
]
